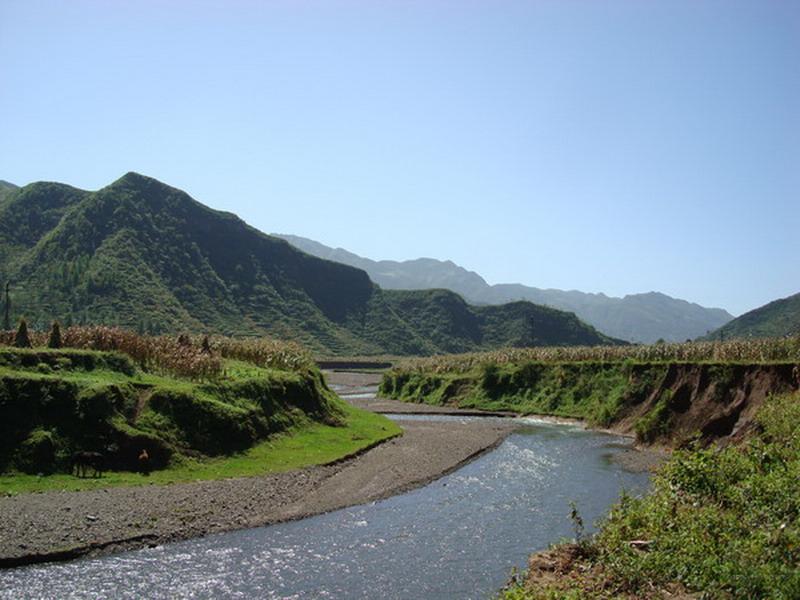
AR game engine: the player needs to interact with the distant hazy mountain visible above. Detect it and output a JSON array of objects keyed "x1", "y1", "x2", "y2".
[
  {"x1": 703, "y1": 292, "x2": 800, "y2": 340},
  {"x1": 276, "y1": 234, "x2": 734, "y2": 343},
  {"x1": 0, "y1": 173, "x2": 615, "y2": 355}
]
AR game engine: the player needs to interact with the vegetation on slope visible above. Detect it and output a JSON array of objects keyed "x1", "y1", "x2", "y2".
[
  {"x1": 383, "y1": 289, "x2": 620, "y2": 354},
  {"x1": 0, "y1": 327, "x2": 401, "y2": 493},
  {"x1": 503, "y1": 392, "x2": 800, "y2": 599},
  {"x1": 380, "y1": 339, "x2": 800, "y2": 443},
  {"x1": 0, "y1": 173, "x2": 620, "y2": 356},
  {"x1": 0, "y1": 180, "x2": 19, "y2": 204},
  {"x1": 705, "y1": 291, "x2": 800, "y2": 340}
]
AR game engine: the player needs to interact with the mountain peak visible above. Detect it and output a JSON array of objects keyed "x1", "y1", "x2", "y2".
[{"x1": 111, "y1": 171, "x2": 165, "y2": 189}]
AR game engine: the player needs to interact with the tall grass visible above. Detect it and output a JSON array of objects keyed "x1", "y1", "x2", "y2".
[
  {"x1": 0, "y1": 326, "x2": 312, "y2": 380},
  {"x1": 390, "y1": 338, "x2": 800, "y2": 375},
  {"x1": 213, "y1": 336, "x2": 313, "y2": 371}
]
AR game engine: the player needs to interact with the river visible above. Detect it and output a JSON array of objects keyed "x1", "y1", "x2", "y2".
[{"x1": 1, "y1": 415, "x2": 649, "y2": 599}]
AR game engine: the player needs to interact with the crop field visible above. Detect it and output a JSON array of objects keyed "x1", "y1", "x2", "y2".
[
  {"x1": 0, "y1": 325, "x2": 313, "y2": 380},
  {"x1": 388, "y1": 338, "x2": 800, "y2": 375}
]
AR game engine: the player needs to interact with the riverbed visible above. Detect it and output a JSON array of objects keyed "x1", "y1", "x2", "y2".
[{"x1": 0, "y1": 415, "x2": 649, "y2": 599}]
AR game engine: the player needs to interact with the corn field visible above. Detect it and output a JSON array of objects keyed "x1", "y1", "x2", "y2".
[
  {"x1": 0, "y1": 325, "x2": 312, "y2": 380},
  {"x1": 390, "y1": 338, "x2": 800, "y2": 375},
  {"x1": 213, "y1": 336, "x2": 313, "y2": 371}
]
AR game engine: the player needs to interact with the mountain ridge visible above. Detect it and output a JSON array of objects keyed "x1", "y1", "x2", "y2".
[
  {"x1": 275, "y1": 233, "x2": 733, "y2": 343},
  {"x1": 703, "y1": 292, "x2": 800, "y2": 340},
  {"x1": 0, "y1": 172, "x2": 618, "y2": 355}
]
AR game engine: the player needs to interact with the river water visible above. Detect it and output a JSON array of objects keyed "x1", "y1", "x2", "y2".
[{"x1": 1, "y1": 416, "x2": 649, "y2": 599}]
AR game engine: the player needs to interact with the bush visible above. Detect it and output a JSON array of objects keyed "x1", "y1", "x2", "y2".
[
  {"x1": 15, "y1": 428, "x2": 57, "y2": 474},
  {"x1": 634, "y1": 391, "x2": 674, "y2": 443},
  {"x1": 533, "y1": 392, "x2": 800, "y2": 599}
]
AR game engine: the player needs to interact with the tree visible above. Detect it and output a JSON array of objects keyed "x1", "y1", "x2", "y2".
[
  {"x1": 14, "y1": 318, "x2": 32, "y2": 348},
  {"x1": 48, "y1": 321, "x2": 63, "y2": 349}
]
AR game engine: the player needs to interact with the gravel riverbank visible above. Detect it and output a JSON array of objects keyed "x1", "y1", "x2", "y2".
[{"x1": 0, "y1": 373, "x2": 515, "y2": 568}]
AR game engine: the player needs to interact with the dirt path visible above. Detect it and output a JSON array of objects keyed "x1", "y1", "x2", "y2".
[{"x1": 0, "y1": 372, "x2": 516, "y2": 568}]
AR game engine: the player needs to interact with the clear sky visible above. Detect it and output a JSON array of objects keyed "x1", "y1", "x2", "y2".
[{"x1": 1, "y1": 1, "x2": 798, "y2": 316}]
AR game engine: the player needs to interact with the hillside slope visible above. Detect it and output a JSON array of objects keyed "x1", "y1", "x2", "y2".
[
  {"x1": 276, "y1": 234, "x2": 733, "y2": 343},
  {"x1": 384, "y1": 289, "x2": 618, "y2": 353},
  {"x1": 0, "y1": 173, "x2": 613, "y2": 355},
  {"x1": 704, "y1": 292, "x2": 800, "y2": 340}
]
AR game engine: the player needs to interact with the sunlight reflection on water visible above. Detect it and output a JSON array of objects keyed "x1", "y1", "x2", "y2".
[{"x1": 1, "y1": 425, "x2": 649, "y2": 600}]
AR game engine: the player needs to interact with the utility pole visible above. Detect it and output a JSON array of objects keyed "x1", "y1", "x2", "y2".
[{"x1": 2, "y1": 281, "x2": 10, "y2": 331}]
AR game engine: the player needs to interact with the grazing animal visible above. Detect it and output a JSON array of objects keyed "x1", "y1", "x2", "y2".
[
  {"x1": 71, "y1": 451, "x2": 104, "y2": 478},
  {"x1": 138, "y1": 448, "x2": 151, "y2": 474}
]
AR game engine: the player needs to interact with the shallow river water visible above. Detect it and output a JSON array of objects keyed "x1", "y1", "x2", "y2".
[{"x1": 1, "y1": 417, "x2": 649, "y2": 599}]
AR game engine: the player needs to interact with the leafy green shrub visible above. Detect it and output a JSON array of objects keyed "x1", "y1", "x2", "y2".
[
  {"x1": 529, "y1": 392, "x2": 800, "y2": 599},
  {"x1": 480, "y1": 363, "x2": 502, "y2": 395},
  {"x1": 15, "y1": 428, "x2": 57, "y2": 474},
  {"x1": 634, "y1": 390, "x2": 673, "y2": 443},
  {"x1": 76, "y1": 385, "x2": 121, "y2": 425}
]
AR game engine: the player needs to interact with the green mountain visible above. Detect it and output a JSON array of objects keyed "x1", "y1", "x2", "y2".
[
  {"x1": 0, "y1": 180, "x2": 19, "y2": 205},
  {"x1": 0, "y1": 173, "x2": 615, "y2": 355},
  {"x1": 384, "y1": 289, "x2": 619, "y2": 353},
  {"x1": 704, "y1": 292, "x2": 800, "y2": 340},
  {"x1": 276, "y1": 234, "x2": 733, "y2": 343}
]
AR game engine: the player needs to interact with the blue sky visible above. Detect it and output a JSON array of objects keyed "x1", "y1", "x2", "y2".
[{"x1": 1, "y1": 1, "x2": 798, "y2": 316}]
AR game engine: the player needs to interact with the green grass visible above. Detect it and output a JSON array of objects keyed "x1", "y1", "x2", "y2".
[
  {"x1": 1, "y1": 347, "x2": 402, "y2": 490},
  {"x1": 504, "y1": 392, "x2": 800, "y2": 599},
  {"x1": 380, "y1": 361, "x2": 668, "y2": 428},
  {"x1": 0, "y1": 402, "x2": 401, "y2": 494}
]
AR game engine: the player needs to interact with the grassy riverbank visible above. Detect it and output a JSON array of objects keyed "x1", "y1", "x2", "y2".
[
  {"x1": 0, "y1": 401, "x2": 399, "y2": 494},
  {"x1": 383, "y1": 342, "x2": 800, "y2": 596},
  {"x1": 379, "y1": 340, "x2": 800, "y2": 443},
  {"x1": 0, "y1": 328, "x2": 401, "y2": 494},
  {"x1": 503, "y1": 391, "x2": 800, "y2": 599}
]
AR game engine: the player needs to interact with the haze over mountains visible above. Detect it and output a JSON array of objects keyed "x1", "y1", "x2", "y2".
[
  {"x1": 276, "y1": 234, "x2": 734, "y2": 343},
  {"x1": 0, "y1": 173, "x2": 617, "y2": 355}
]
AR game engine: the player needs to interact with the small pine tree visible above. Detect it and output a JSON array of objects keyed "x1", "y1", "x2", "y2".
[
  {"x1": 48, "y1": 321, "x2": 63, "y2": 349},
  {"x1": 14, "y1": 318, "x2": 32, "y2": 348}
]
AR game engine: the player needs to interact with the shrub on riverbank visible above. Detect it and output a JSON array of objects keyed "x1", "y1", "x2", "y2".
[{"x1": 504, "y1": 392, "x2": 800, "y2": 599}]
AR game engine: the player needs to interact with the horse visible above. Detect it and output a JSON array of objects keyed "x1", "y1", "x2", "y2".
[{"x1": 71, "y1": 451, "x2": 104, "y2": 478}]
